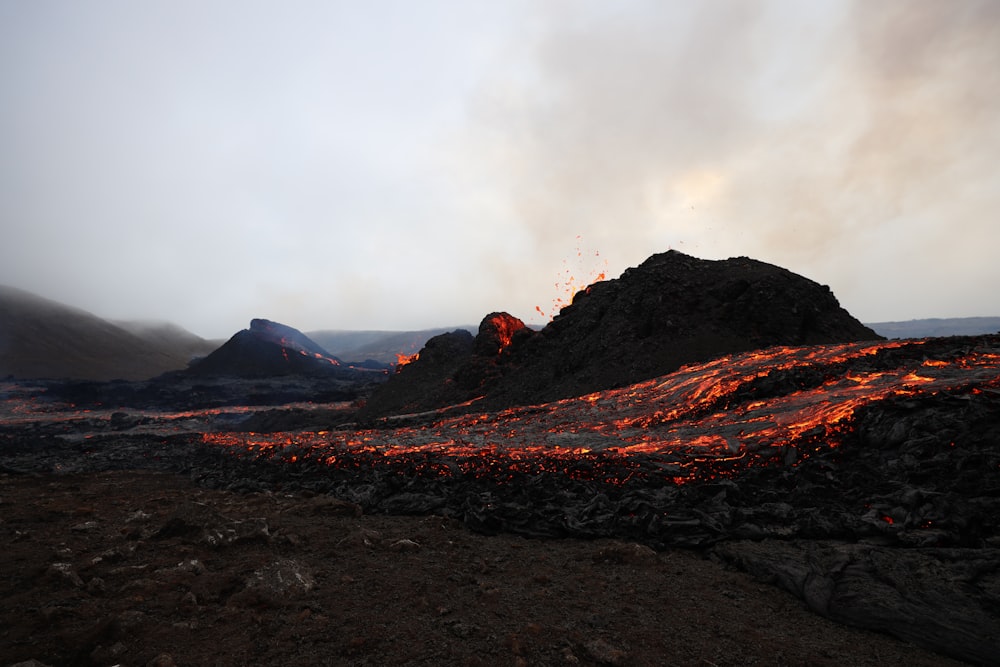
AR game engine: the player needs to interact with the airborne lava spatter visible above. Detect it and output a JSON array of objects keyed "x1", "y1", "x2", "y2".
[
  {"x1": 200, "y1": 337, "x2": 1000, "y2": 485},
  {"x1": 535, "y1": 237, "x2": 609, "y2": 321}
]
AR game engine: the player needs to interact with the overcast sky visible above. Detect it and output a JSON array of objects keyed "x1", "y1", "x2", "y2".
[{"x1": 2, "y1": 0, "x2": 998, "y2": 338}]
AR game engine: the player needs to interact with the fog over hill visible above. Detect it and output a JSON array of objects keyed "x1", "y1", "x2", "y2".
[
  {"x1": 112, "y1": 319, "x2": 222, "y2": 357},
  {"x1": 0, "y1": 285, "x2": 214, "y2": 381},
  {"x1": 2, "y1": 281, "x2": 998, "y2": 382},
  {"x1": 0, "y1": 283, "x2": 468, "y2": 381},
  {"x1": 865, "y1": 317, "x2": 1000, "y2": 339},
  {"x1": 307, "y1": 327, "x2": 476, "y2": 365}
]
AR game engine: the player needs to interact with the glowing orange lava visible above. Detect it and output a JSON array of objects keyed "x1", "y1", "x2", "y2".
[
  {"x1": 395, "y1": 352, "x2": 419, "y2": 368},
  {"x1": 199, "y1": 339, "x2": 1000, "y2": 485}
]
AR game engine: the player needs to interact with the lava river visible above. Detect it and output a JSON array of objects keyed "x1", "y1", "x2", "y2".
[{"x1": 202, "y1": 336, "x2": 1000, "y2": 484}]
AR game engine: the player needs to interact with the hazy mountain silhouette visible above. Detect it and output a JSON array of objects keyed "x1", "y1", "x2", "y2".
[
  {"x1": 3, "y1": 278, "x2": 996, "y2": 384},
  {"x1": 183, "y1": 319, "x2": 361, "y2": 378},
  {"x1": 112, "y1": 319, "x2": 222, "y2": 358},
  {"x1": 866, "y1": 317, "x2": 1000, "y2": 339},
  {"x1": 0, "y1": 285, "x2": 214, "y2": 380},
  {"x1": 307, "y1": 327, "x2": 476, "y2": 364}
]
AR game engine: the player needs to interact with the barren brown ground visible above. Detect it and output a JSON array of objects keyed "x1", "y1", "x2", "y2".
[{"x1": 0, "y1": 471, "x2": 963, "y2": 667}]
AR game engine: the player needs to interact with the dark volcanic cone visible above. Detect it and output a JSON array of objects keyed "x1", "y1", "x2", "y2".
[
  {"x1": 185, "y1": 319, "x2": 347, "y2": 378},
  {"x1": 362, "y1": 250, "x2": 882, "y2": 418},
  {"x1": 358, "y1": 328, "x2": 476, "y2": 419},
  {"x1": 357, "y1": 313, "x2": 536, "y2": 421},
  {"x1": 489, "y1": 250, "x2": 881, "y2": 406},
  {"x1": 472, "y1": 311, "x2": 530, "y2": 356}
]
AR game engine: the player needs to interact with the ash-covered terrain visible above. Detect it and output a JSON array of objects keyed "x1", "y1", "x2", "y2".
[{"x1": 2, "y1": 250, "x2": 999, "y2": 665}]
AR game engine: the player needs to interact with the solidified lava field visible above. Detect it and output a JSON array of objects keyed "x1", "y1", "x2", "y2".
[
  {"x1": 0, "y1": 471, "x2": 967, "y2": 667},
  {"x1": 2, "y1": 334, "x2": 999, "y2": 665}
]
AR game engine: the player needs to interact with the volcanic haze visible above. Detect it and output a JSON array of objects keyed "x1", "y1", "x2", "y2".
[{"x1": 1, "y1": 1, "x2": 998, "y2": 337}]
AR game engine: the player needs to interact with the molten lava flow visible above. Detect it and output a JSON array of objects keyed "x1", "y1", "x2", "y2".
[
  {"x1": 199, "y1": 338, "x2": 1000, "y2": 486},
  {"x1": 271, "y1": 332, "x2": 341, "y2": 366},
  {"x1": 495, "y1": 329, "x2": 514, "y2": 354},
  {"x1": 0, "y1": 383, "x2": 356, "y2": 438},
  {"x1": 395, "y1": 352, "x2": 419, "y2": 368}
]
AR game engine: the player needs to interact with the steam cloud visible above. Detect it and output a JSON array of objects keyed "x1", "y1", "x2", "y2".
[
  {"x1": 1, "y1": 1, "x2": 997, "y2": 334},
  {"x1": 464, "y1": 0, "x2": 1000, "y2": 322}
]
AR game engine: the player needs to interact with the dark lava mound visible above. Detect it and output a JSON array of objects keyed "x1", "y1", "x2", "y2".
[
  {"x1": 359, "y1": 313, "x2": 532, "y2": 418},
  {"x1": 361, "y1": 251, "x2": 882, "y2": 419},
  {"x1": 185, "y1": 319, "x2": 351, "y2": 378}
]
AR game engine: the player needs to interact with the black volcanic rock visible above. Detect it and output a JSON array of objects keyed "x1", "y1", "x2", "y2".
[
  {"x1": 184, "y1": 319, "x2": 352, "y2": 378},
  {"x1": 487, "y1": 251, "x2": 882, "y2": 407},
  {"x1": 4, "y1": 334, "x2": 998, "y2": 664},
  {"x1": 357, "y1": 314, "x2": 539, "y2": 421},
  {"x1": 453, "y1": 312, "x2": 534, "y2": 394},
  {"x1": 361, "y1": 251, "x2": 882, "y2": 418},
  {"x1": 245, "y1": 318, "x2": 331, "y2": 356},
  {"x1": 472, "y1": 312, "x2": 530, "y2": 357},
  {"x1": 357, "y1": 329, "x2": 475, "y2": 418}
]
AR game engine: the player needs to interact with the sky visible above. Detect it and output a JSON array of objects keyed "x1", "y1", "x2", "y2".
[{"x1": 2, "y1": 0, "x2": 998, "y2": 339}]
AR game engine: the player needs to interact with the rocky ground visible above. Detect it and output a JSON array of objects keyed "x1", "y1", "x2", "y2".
[
  {"x1": 0, "y1": 470, "x2": 965, "y2": 667},
  {"x1": 3, "y1": 334, "x2": 999, "y2": 665}
]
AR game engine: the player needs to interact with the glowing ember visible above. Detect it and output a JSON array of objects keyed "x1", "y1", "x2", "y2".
[
  {"x1": 535, "y1": 236, "x2": 609, "y2": 320},
  {"x1": 479, "y1": 312, "x2": 525, "y2": 355},
  {"x1": 395, "y1": 352, "x2": 419, "y2": 368}
]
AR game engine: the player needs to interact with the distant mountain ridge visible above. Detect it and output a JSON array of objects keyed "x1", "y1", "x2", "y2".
[
  {"x1": 865, "y1": 317, "x2": 1000, "y2": 339},
  {"x1": 0, "y1": 285, "x2": 215, "y2": 381},
  {"x1": 3, "y1": 282, "x2": 996, "y2": 382},
  {"x1": 307, "y1": 327, "x2": 476, "y2": 364},
  {"x1": 0, "y1": 284, "x2": 467, "y2": 381}
]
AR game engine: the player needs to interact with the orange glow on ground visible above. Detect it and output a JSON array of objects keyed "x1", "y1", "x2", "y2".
[{"x1": 199, "y1": 339, "x2": 1000, "y2": 485}]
